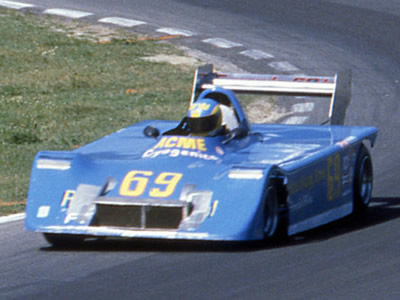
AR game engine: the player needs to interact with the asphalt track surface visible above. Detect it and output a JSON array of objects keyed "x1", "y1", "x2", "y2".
[{"x1": 1, "y1": 0, "x2": 400, "y2": 299}]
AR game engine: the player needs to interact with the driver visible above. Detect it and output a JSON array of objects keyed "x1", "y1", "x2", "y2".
[{"x1": 187, "y1": 98, "x2": 224, "y2": 136}]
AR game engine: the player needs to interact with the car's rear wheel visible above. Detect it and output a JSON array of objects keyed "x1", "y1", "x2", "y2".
[
  {"x1": 353, "y1": 144, "x2": 373, "y2": 215},
  {"x1": 43, "y1": 233, "x2": 85, "y2": 247},
  {"x1": 263, "y1": 184, "x2": 280, "y2": 239}
]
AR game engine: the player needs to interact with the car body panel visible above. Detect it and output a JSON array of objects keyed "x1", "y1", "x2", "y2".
[{"x1": 25, "y1": 118, "x2": 376, "y2": 241}]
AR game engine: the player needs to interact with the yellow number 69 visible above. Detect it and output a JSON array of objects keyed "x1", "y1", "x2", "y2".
[
  {"x1": 119, "y1": 170, "x2": 153, "y2": 197},
  {"x1": 150, "y1": 172, "x2": 183, "y2": 198},
  {"x1": 119, "y1": 170, "x2": 183, "y2": 198}
]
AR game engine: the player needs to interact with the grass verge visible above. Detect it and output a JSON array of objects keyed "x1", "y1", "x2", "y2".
[{"x1": 0, "y1": 9, "x2": 194, "y2": 215}]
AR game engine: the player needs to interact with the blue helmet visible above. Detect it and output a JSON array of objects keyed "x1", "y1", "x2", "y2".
[{"x1": 187, "y1": 98, "x2": 222, "y2": 136}]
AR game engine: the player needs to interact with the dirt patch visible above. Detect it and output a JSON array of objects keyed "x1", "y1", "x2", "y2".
[
  {"x1": 47, "y1": 19, "x2": 129, "y2": 42},
  {"x1": 47, "y1": 20, "x2": 203, "y2": 68}
]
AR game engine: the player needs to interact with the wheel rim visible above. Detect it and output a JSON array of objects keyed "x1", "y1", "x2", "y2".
[{"x1": 359, "y1": 156, "x2": 373, "y2": 205}]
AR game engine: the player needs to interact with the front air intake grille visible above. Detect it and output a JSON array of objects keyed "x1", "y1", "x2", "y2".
[
  {"x1": 90, "y1": 198, "x2": 191, "y2": 230},
  {"x1": 145, "y1": 206, "x2": 183, "y2": 229},
  {"x1": 91, "y1": 204, "x2": 142, "y2": 228}
]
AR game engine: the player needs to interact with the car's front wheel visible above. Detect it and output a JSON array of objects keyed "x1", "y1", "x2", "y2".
[
  {"x1": 263, "y1": 184, "x2": 280, "y2": 239},
  {"x1": 353, "y1": 144, "x2": 373, "y2": 215}
]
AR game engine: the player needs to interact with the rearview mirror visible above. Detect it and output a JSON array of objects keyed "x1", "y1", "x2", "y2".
[{"x1": 143, "y1": 126, "x2": 160, "y2": 138}]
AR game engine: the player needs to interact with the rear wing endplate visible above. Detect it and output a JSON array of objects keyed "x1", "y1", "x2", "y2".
[{"x1": 191, "y1": 64, "x2": 351, "y2": 125}]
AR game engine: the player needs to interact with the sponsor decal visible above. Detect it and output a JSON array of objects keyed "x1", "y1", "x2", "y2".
[
  {"x1": 153, "y1": 136, "x2": 207, "y2": 151},
  {"x1": 215, "y1": 146, "x2": 224, "y2": 155},
  {"x1": 289, "y1": 150, "x2": 356, "y2": 203},
  {"x1": 61, "y1": 190, "x2": 76, "y2": 208},
  {"x1": 143, "y1": 136, "x2": 221, "y2": 161},
  {"x1": 289, "y1": 168, "x2": 326, "y2": 196}
]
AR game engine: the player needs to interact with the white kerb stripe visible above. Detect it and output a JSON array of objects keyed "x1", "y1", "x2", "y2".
[
  {"x1": 156, "y1": 28, "x2": 194, "y2": 37},
  {"x1": 44, "y1": 8, "x2": 93, "y2": 19},
  {"x1": 202, "y1": 38, "x2": 242, "y2": 48},
  {"x1": 0, "y1": 0, "x2": 34, "y2": 9},
  {"x1": 98, "y1": 17, "x2": 146, "y2": 27},
  {"x1": 0, "y1": 213, "x2": 25, "y2": 224}
]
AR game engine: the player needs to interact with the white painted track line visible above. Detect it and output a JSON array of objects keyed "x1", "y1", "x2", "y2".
[
  {"x1": 98, "y1": 17, "x2": 146, "y2": 27},
  {"x1": 284, "y1": 116, "x2": 309, "y2": 124},
  {"x1": 156, "y1": 27, "x2": 195, "y2": 37},
  {"x1": 0, "y1": 213, "x2": 25, "y2": 225},
  {"x1": 292, "y1": 102, "x2": 315, "y2": 113},
  {"x1": 202, "y1": 38, "x2": 243, "y2": 49},
  {"x1": 240, "y1": 49, "x2": 274, "y2": 60},
  {"x1": 269, "y1": 61, "x2": 299, "y2": 72},
  {"x1": 44, "y1": 8, "x2": 93, "y2": 19},
  {"x1": 0, "y1": 0, "x2": 33, "y2": 9}
]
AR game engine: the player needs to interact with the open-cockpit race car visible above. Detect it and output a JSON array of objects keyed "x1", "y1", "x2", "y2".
[{"x1": 25, "y1": 65, "x2": 377, "y2": 246}]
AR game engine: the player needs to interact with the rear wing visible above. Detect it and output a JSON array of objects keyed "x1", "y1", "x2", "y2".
[{"x1": 191, "y1": 64, "x2": 352, "y2": 125}]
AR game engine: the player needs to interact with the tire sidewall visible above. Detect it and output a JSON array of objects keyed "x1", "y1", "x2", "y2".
[
  {"x1": 263, "y1": 184, "x2": 279, "y2": 238},
  {"x1": 353, "y1": 144, "x2": 373, "y2": 215}
]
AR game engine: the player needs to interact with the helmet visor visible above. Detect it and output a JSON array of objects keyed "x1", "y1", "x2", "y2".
[{"x1": 188, "y1": 113, "x2": 221, "y2": 135}]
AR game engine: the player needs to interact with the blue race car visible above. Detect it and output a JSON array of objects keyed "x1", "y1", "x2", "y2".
[{"x1": 25, "y1": 65, "x2": 377, "y2": 246}]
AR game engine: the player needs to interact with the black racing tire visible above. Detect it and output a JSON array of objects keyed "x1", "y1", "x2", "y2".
[
  {"x1": 353, "y1": 144, "x2": 373, "y2": 216},
  {"x1": 43, "y1": 233, "x2": 85, "y2": 247},
  {"x1": 263, "y1": 184, "x2": 280, "y2": 239}
]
